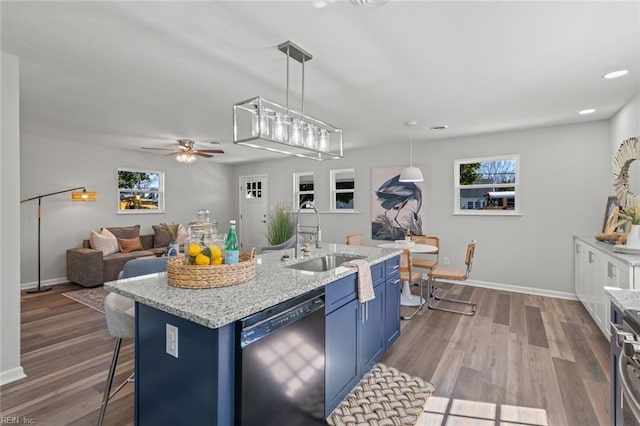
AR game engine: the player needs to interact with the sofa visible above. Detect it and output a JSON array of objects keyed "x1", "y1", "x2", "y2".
[{"x1": 67, "y1": 224, "x2": 182, "y2": 287}]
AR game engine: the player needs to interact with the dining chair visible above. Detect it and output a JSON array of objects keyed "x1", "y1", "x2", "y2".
[
  {"x1": 427, "y1": 240, "x2": 477, "y2": 316},
  {"x1": 346, "y1": 233, "x2": 365, "y2": 246},
  {"x1": 400, "y1": 248, "x2": 424, "y2": 320},
  {"x1": 410, "y1": 235, "x2": 439, "y2": 275},
  {"x1": 97, "y1": 256, "x2": 168, "y2": 426}
]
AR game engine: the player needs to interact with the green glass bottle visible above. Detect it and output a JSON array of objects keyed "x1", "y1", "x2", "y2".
[{"x1": 224, "y1": 220, "x2": 239, "y2": 264}]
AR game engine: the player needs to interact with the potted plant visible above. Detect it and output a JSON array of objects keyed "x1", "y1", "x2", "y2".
[
  {"x1": 620, "y1": 206, "x2": 640, "y2": 248},
  {"x1": 160, "y1": 222, "x2": 180, "y2": 257},
  {"x1": 267, "y1": 202, "x2": 294, "y2": 245}
]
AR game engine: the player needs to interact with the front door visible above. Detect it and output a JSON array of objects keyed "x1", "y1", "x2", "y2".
[{"x1": 239, "y1": 175, "x2": 268, "y2": 252}]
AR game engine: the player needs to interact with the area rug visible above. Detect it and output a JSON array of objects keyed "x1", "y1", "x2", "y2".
[
  {"x1": 327, "y1": 363, "x2": 435, "y2": 426},
  {"x1": 61, "y1": 286, "x2": 108, "y2": 313}
]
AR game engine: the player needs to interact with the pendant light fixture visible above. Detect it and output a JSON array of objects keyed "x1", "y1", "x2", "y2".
[
  {"x1": 233, "y1": 41, "x2": 343, "y2": 160},
  {"x1": 399, "y1": 121, "x2": 424, "y2": 182}
]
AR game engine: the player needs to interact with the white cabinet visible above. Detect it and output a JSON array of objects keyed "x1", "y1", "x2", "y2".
[{"x1": 574, "y1": 236, "x2": 638, "y2": 341}]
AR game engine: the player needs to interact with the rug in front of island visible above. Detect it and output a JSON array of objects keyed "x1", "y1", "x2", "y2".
[{"x1": 327, "y1": 363, "x2": 435, "y2": 426}]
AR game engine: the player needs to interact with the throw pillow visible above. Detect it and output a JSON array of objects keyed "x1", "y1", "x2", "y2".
[
  {"x1": 90, "y1": 228, "x2": 119, "y2": 256},
  {"x1": 176, "y1": 224, "x2": 188, "y2": 245},
  {"x1": 152, "y1": 224, "x2": 177, "y2": 248},
  {"x1": 118, "y1": 237, "x2": 144, "y2": 253},
  {"x1": 106, "y1": 225, "x2": 140, "y2": 240}
]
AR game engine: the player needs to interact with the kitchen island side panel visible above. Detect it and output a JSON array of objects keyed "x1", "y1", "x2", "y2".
[{"x1": 135, "y1": 303, "x2": 235, "y2": 426}]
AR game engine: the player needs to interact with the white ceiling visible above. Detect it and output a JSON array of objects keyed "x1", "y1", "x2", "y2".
[{"x1": 2, "y1": 1, "x2": 639, "y2": 164}]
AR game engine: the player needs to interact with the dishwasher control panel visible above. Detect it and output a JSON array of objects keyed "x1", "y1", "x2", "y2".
[{"x1": 240, "y1": 293, "x2": 324, "y2": 347}]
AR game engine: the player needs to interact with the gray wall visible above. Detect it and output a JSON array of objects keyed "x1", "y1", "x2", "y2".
[
  {"x1": 20, "y1": 136, "x2": 235, "y2": 287},
  {"x1": 1, "y1": 52, "x2": 25, "y2": 384},
  {"x1": 234, "y1": 120, "x2": 611, "y2": 297}
]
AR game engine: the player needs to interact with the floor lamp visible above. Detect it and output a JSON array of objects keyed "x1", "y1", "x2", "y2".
[{"x1": 20, "y1": 187, "x2": 97, "y2": 293}]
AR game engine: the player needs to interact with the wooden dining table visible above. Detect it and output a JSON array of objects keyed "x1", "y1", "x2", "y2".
[{"x1": 376, "y1": 242, "x2": 437, "y2": 307}]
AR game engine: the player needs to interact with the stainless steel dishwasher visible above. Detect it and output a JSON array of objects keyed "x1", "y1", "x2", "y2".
[{"x1": 236, "y1": 288, "x2": 325, "y2": 426}]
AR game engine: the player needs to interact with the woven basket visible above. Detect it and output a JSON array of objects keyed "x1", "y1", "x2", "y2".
[{"x1": 167, "y1": 248, "x2": 256, "y2": 289}]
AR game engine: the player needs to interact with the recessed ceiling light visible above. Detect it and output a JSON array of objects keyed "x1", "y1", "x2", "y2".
[
  {"x1": 579, "y1": 109, "x2": 596, "y2": 115},
  {"x1": 603, "y1": 70, "x2": 628, "y2": 79},
  {"x1": 313, "y1": 1, "x2": 329, "y2": 8},
  {"x1": 430, "y1": 125, "x2": 448, "y2": 130}
]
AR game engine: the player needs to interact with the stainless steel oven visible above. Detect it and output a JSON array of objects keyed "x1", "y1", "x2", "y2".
[{"x1": 614, "y1": 309, "x2": 640, "y2": 426}]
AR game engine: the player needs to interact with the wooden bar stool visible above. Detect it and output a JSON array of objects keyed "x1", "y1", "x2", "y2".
[{"x1": 427, "y1": 240, "x2": 477, "y2": 316}]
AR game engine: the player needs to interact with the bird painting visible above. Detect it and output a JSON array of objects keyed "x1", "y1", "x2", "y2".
[{"x1": 372, "y1": 172, "x2": 423, "y2": 240}]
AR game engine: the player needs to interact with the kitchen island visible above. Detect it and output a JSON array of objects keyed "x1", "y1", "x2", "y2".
[{"x1": 105, "y1": 243, "x2": 402, "y2": 425}]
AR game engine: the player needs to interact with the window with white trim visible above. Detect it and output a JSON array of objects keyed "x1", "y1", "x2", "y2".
[
  {"x1": 454, "y1": 155, "x2": 520, "y2": 215},
  {"x1": 330, "y1": 168, "x2": 355, "y2": 211},
  {"x1": 293, "y1": 172, "x2": 315, "y2": 209},
  {"x1": 117, "y1": 168, "x2": 164, "y2": 214}
]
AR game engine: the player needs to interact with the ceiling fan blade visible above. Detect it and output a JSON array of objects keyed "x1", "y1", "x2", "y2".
[
  {"x1": 194, "y1": 152, "x2": 214, "y2": 158},
  {"x1": 142, "y1": 147, "x2": 176, "y2": 151},
  {"x1": 194, "y1": 149, "x2": 225, "y2": 154}
]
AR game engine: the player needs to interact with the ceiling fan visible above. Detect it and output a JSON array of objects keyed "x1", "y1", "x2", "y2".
[{"x1": 141, "y1": 139, "x2": 224, "y2": 163}]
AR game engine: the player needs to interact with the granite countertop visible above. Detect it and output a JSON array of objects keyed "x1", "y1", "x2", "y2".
[
  {"x1": 575, "y1": 235, "x2": 640, "y2": 266},
  {"x1": 606, "y1": 287, "x2": 640, "y2": 312},
  {"x1": 104, "y1": 243, "x2": 401, "y2": 329}
]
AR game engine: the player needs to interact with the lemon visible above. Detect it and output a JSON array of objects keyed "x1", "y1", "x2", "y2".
[
  {"x1": 195, "y1": 253, "x2": 210, "y2": 265},
  {"x1": 209, "y1": 245, "x2": 223, "y2": 260},
  {"x1": 211, "y1": 256, "x2": 223, "y2": 265},
  {"x1": 188, "y1": 243, "x2": 202, "y2": 257}
]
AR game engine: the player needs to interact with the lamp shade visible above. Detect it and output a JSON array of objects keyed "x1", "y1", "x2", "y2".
[
  {"x1": 399, "y1": 166, "x2": 424, "y2": 182},
  {"x1": 71, "y1": 191, "x2": 97, "y2": 201}
]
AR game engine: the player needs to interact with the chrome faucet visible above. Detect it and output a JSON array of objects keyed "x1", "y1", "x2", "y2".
[{"x1": 295, "y1": 201, "x2": 321, "y2": 258}]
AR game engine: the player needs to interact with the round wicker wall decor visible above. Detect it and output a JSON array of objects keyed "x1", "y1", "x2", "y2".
[{"x1": 613, "y1": 136, "x2": 640, "y2": 209}]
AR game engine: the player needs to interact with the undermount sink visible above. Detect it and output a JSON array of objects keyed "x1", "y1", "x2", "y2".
[{"x1": 285, "y1": 253, "x2": 365, "y2": 273}]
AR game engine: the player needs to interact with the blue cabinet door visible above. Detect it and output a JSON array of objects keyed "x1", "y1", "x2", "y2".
[
  {"x1": 359, "y1": 283, "x2": 385, "y2": 374},
  {"x1": 385, "y1": 274, "x2": 401, "y2": 348},
  {"x1": 325, "y1": 298, "x2": 359, "y2": 417}
]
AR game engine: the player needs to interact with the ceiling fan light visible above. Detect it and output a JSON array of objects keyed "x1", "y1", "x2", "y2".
[{"x1": 399, "y1": 166, "x2": 424, "y2": 182}]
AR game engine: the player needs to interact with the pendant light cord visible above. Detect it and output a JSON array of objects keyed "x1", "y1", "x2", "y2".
[{"x1": 409, "y1": 125, "x2": 414, "y2": 167}]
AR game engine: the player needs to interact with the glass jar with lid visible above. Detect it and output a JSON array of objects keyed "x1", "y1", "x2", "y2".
[{"x1": 185, "y1": 209, "x2": 224, "y2": 266}]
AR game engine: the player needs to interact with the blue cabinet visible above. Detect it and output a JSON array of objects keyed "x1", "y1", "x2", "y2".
[
  {"x1": 359, "y1": 282, "x2": 385, "y2": 373},
  {"x1": 325, "y1": 297, "x2": 359, "y2": 415},
  {"x1": 324, "y1": 256, "x2": 401, "y2": 417},
  {"x1": 384, "y1": 256, "x2": 401, "y2": 347}
]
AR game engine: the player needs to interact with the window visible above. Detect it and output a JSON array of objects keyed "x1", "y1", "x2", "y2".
[
  {"x1": 330, "y1": 168, "x2": 355, "y2": 211},
  {"x1": 454, "y1": 155, "x2": 519, "y2": 215},
  {"x1": 293, "y1": 172, "x2": 315, "y2": 209},
  {"x1": 117, "y1": 168, "x2": 164, "y2": 214}
]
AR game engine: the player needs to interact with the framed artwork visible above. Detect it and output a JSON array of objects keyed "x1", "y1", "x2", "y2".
[{"x1": 371, "y1": 166, "x2": 425, "y2": 240}]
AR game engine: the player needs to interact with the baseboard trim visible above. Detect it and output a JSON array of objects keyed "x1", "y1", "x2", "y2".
[
  {"x1": 0, "y1": 366, "x2": 26, "y2": 386},
  {"x1": 435, "y1": 278, "x2": 578, "y2": 301},
  {"x1": 20, "y1": 277, "x2": 69, "y2": 291}
]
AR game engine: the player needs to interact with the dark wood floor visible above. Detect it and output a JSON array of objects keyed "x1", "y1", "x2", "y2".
[{"x1": 0, "y1": 282, "x2": 609, "y2": 425}]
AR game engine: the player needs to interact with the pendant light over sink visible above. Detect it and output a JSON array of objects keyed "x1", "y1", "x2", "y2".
[
  {"x1": 399, "y1": 121, "x2": 424, "y2": 182},
  {"x1": 233, "y1": 41, "x2": 343, "y2": 161}
]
